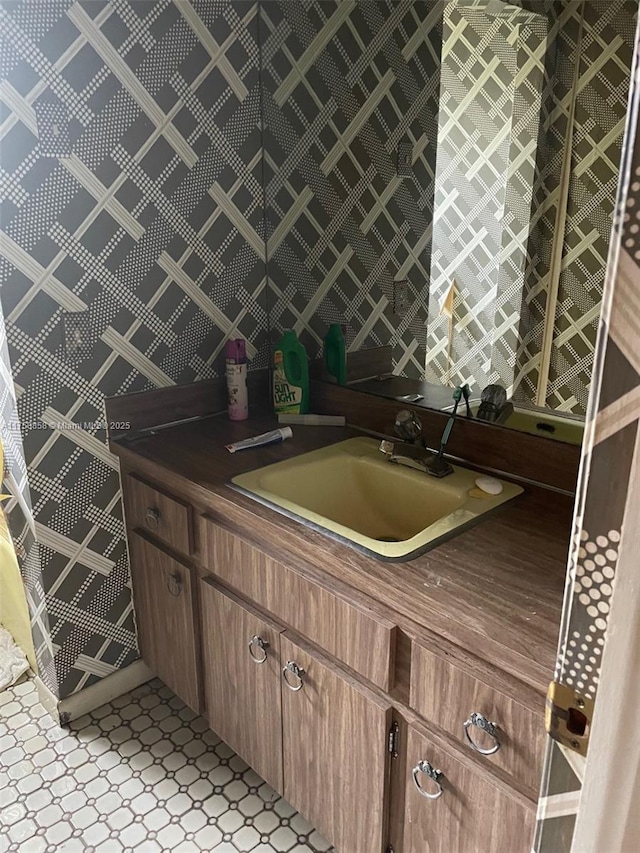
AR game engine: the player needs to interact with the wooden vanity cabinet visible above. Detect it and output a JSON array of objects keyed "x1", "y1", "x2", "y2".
[
  {"x1": 198, "y1": 578, "x2": 391, "y2": 853},
  {"x1": 120, "y1": 471, "x2": 541, "y2": 853},
  {"x1": 199, "y1": 578, "x2": 284, "y2": 792},
  {"x1": 399, "y1": 720, "x2": 535, "y2": 853},
  {"x1": 128, "y1": 532, "x2": 201, "y2": 713}
]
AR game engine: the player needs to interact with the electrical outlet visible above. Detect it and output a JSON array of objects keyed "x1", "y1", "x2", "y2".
[
  {"x1": 34, "y1": 97, "x2": 72, "y2": 157},
  {"x1": 393, "y1": 279, "x2": 411, "y2": 315},
  {"x1": 62, "y1": 311, "x2": 92, "y2": 363},
  {"x1": 397, "y1": 141, "x2": 413, "y2": 177}
]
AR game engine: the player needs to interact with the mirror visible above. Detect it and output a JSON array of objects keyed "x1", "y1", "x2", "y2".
[{"x1": 260, "y1": 0, "x2": 636, "y2": 446}]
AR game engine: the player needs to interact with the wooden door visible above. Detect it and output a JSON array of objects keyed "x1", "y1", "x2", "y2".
[
  {"x1": 280, "y1": 633, "x2": 392, "y2": 853},
  {"x1": 129, "y1": 533, "x2": 201, "y2": 712},
  {"x1": 199, "y1": 578, "x2": 284, "y2": 793},
  {"x1": 402, "y1": 722, "x2": 535, "y2": 853}
]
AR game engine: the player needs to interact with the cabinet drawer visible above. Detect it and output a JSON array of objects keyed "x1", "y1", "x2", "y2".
[
  {"x1": 410, "y1": 641, "x2": 544, "y2": 792},
  {"x1": 402, "y1": 722, "x2": 535, "y2": 853},
  {"x1": 202, "y1": 517, "x2": 396, "y2": 691},
  {"x1": 124, "y1": 474, "x2": 192, "y2": 554}
]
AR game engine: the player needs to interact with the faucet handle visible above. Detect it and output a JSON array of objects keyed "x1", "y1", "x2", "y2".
[{"x1": 394, "y1": 409, "x2": 422, "y2": 443}]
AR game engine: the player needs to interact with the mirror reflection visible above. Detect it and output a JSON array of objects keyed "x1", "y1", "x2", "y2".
[{"x1": 261, "y1": 0, "x2": 636, "y2": 445}]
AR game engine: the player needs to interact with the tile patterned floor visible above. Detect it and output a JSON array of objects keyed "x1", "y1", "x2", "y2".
[{"x1": 0, "y1": 678, "x2": 333, "y2": 853}]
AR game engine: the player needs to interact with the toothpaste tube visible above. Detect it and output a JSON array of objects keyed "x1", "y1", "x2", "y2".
[{"x1": 225, "y1": 427, "x2": 293, "y2": 453}]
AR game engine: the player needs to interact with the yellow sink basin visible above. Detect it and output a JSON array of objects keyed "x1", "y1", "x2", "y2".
[{"x1": 232, "y1": 437, "x2": 523, "y2": 561}]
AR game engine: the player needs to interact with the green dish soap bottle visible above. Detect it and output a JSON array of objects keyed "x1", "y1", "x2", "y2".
[
  {"x1": 324, "y1": 323, "x2": 347, "y2": 386},
  {"x1": 273, "y1": 330, "x2": 310, "y2": 414}
]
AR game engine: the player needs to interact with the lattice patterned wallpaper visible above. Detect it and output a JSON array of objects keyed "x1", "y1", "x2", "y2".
[
  {"x1": 1, "y1": 0, "x2": 636, "y2": 702},
  {"x1": 261, "y1": 0, "x2": 442, "y2": 377},
  {"x1": 262, "y1": 0, "x2": 635, "y2": 414},
  {"x1": 424, "y1": 0, "x2": 548, "y2": 394},
  {"x1": 544, "y1": 0, "x2": 637, "y2": 412},
  {"x1": 0, "y1": 0, "x2": 268, "y2": 698},
  {"x1": 513, "y1": 0, "x2": 637, "y2": 413}
]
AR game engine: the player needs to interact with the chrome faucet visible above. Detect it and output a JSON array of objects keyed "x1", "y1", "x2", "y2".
[
  {"x1": 379, "y1": 409, "x2": 454, "y2": 478},
  {"x1": 476, "y1": 384, "x2": 513, "y2": 424}
]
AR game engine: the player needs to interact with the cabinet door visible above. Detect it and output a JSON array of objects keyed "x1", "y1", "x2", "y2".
[
  {"x1": 129, "y1": 533, "x2": 201, "y2": 712},
  {"x1": 200, "y1": 578, "x2": 284, "y2": 793},
  {"x1": 403, "y1": 723, "x2": 535, "y2": 853},
  {"x1": 280, "y1": 634, "x2": 391, "y2": 853}
]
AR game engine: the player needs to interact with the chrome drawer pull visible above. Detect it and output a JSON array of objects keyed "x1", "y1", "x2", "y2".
[
  {"x1": 282, "y1": 661, "x2": 305, "y2": 691},
  {"x1": 145, "y1": 507, "x2": 160, "y2": 529},
  {"x1": 412, "y1": 760, "x2": 444, "y2": 800},
  {"x1": 463, "y1": 712, "x2": 501, "y2": 755},
  {"x1": 248, "y1": 635, "x2": 269, "y2": 664}
]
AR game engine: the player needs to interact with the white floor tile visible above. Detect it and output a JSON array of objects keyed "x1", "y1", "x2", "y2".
[{"x1": 0, "y1": 679, "x2": 333, "y2": 852}]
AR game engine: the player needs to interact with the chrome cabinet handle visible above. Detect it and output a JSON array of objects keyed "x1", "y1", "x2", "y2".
[
  {"x1": 282, "y1": 661, "x2": 305, "y2": 691},
  {"x1": 248, "y1": 635, "x2": 269, "y2": 664},
  {"x1": 463, "y1": 712, "x2": 501, "y2": 755},
  {"x1": 167, "y1": 572, "x2": 182, "y2": 596},
  {"x1": 412, "y1": 760, "x2": 444, "y2": 800},
  {"x1": 145, "y1": 507, "x2": 160, "y2": 529}
]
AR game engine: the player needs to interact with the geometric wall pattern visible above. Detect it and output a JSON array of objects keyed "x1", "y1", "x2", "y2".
[
  {"x1": 544, "y1": 0, "x2": 637, "y2": 413},
  {"x1": 0, "y1": 0, "x2": 635, "y2": 715},
  {"x1": 261, "y1": 0, "x2": 442, "y2": 376},
  {"x1": 535, "y1": 15, "x2": 640, "y2": 846},
  {"x1": 0, "y1": 304, "x2": 58, "y2": 696},
  {"x1": 514, "y1": 0, "x2": 637, "y2": 414},
  {"x1": 262, "y1": 0, "x2": 635, "y2": 413},
  {"x1": 425, "y1": 0, "x2": 548, "y2": 394},
  {"x1": 0, "y1": 0, "x2": 268, "y2": 698}
]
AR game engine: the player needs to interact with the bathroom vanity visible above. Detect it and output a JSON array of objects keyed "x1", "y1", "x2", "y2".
[{"x1": 110, "y1": 403, "x2": 572, "y2": 853}]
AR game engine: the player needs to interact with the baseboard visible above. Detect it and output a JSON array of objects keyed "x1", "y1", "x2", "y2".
[
  {"x1": 34, "y1": 674, "x2": 60, "y2": 724},
  {"x1": 57, "y1": 658, "x2": 154, "y2": 724}
]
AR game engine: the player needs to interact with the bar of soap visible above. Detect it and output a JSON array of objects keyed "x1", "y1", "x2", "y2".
[{"x1": 475, "y1": 476, "x2": 503, "y2": 495}]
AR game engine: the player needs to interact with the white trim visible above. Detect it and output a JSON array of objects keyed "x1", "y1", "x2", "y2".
[
  {"x1": 537, "y1": 789, "x2": 581, "y2": 822},
  {"x1": 558, "y1": 743, "x2": 586, "y2": 785},
  {"x1": 34, "y1": 675, "x2": 60, "y2": 725},
  {"x1": 35, "y1": 660, "x2": 154, "y2": 724},
  {"x1": 571, "y1": 425, "x2": 640, "y2": 852},
  {"x1": 57, "y1": 659, "x2": 153, "y2": 723}
]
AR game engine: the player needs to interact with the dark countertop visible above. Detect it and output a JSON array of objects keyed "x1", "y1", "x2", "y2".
[{"x1": 112, "y1": 410, "x2": 573, "y2": 697}]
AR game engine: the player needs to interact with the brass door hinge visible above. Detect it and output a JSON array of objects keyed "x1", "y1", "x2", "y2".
[
  {"x1": 388, "y1": 721, "x2": 399, "y2": 758},
  {"x1": 545, "y1": 681, "x2": 594, "y2": 756}
]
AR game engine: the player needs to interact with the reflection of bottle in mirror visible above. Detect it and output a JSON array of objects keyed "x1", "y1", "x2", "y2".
[
  {"x1": 324, "y1": 323, "x2": 347, "y2": 386},
  {"x1": 225, "y1": 338, "x2": 248, "y2": 421}
]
